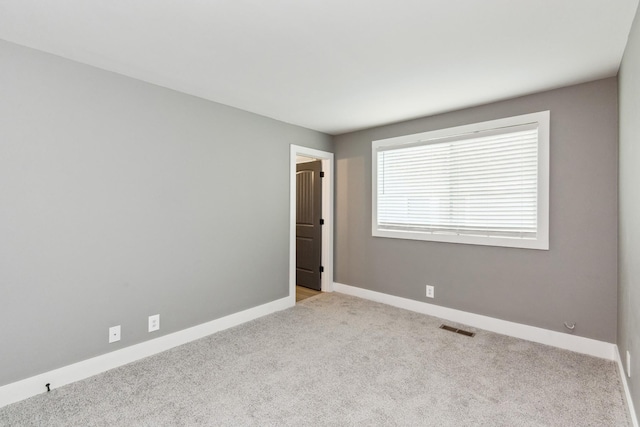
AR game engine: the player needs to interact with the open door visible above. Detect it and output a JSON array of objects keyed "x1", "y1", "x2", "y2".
[{"x1": 296, "y1": 160, "x2": 323, "y2": 291}]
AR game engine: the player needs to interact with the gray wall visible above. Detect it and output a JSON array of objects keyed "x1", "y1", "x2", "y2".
[
  {"x1": 619, "y1": 5, "x2": 640, "y2": 421},
  {"x1": 0, "y1": 40, "x2": 332, "y2": 386},
  {"x1": 334, "y1": 78, "x2": 618, "y2": 343}
]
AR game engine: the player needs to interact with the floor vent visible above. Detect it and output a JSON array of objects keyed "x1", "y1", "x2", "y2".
[{"x1": 439, "y1": 324, "x2": 475, "y2": 337}]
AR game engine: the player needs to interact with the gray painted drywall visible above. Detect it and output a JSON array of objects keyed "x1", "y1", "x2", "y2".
[
  {"x1": 619, "y1": 5, "x2": 640, "y2": 421},
  {"x1": 334, "y1": 78, "x2": 618, "y2": 343},
  {"x1": 0, "y1": 40, "x2": 332, "y2": 387}
]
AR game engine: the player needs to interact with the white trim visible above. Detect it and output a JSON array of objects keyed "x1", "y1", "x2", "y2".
[
  {"x1": 0, "y1": 296, "x2": 293, "y2": 408},
  {"x1": 333, "y1": 282, "x2": 615, "y2": 360},
  {"x1": 289, "y1": 145, "x2": 334, "y2": 299},
  {"x1": 372, "y1": 111, "x2": 550, "y2": 251},
  {"x1": 616, "y1": 346, "x2": 640, "y2": 427}
]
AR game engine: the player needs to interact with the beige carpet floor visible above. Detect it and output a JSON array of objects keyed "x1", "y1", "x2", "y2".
[{"x1": 0, "y1": 293, "x2": 630, "y2": 426}]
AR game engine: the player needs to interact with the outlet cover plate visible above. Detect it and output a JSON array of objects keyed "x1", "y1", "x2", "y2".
[
  {"x1": 109, "y1": 325, "x2": 121, "y2": 343},
  {"x1": 627, "y1": 350, "x2": 631, "y2": 378},
  {"x1": 426, "y1": 285, "x2": 435, "y2": 299},
  {"x1": 148, "y1": 314, "x2": 160, "y2": 332}
]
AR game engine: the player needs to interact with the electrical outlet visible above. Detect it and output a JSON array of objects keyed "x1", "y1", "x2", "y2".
[
  {"x1": 426, "y1": 285, "x2": 435, "y2": 299},
  {"x1": 627, "y1": 350, "x2": 631, "y2": 378},
  {"x1": 148, "y1": 314, "x2": 160, "y2": 332},
  {"x1": 109, "y1": 325, "x2": 121, "y2": 343}
]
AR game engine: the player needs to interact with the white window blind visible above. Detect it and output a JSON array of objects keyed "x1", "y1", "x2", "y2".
[{"x1": 372, "y1": 111, "x2": 549, "y2": 250}]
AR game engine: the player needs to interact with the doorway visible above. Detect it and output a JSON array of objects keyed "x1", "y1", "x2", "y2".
[
  {"x1": 296, "y1": 157, "x2": 322, "y2": 292},
  {"x1": 289, "y1": 145, "x2": 334, "y2": 305}
]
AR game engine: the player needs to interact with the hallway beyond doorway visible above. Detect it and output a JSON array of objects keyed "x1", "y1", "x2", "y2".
[{"x1": 296, "y1": 286, "x2": 321, "y2": 302}]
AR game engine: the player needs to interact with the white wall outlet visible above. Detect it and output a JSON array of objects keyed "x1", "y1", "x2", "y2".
[
  {"x1": 148, "y1": 314, "x2": 160, "y2": 332},
  {"x1": 627, "y1": 350, "x2": 631, "y2": 378},
  {"x1": 426, "y1": 285, "x2": 435, "y2": 299},
  {"x1": 109, "y1": 325, "x2": 121, "y2": 343}
]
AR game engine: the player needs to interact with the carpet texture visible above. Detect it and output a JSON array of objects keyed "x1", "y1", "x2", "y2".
[{"x1": 0, "y1": 293, "x2": 630, "y2": 426}]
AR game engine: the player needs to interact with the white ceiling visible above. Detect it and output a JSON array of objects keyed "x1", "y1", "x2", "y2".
[{"x1": 0, "y1": 1, "x2": 637, "y2": 135}]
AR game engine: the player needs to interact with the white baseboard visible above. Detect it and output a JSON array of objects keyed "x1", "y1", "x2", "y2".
[
  {"x1": 0, "y1": 296, "x2": 293, "y2": 409},
  {"x1": 1, "y1": 285, "x2": 624, "y2": 413},
  {"x1": 616, "y1": 346, "x2": 639, "y2": 427},
  {"x1": 333, "y1": 282, "x2": 615, "y2": 360}
]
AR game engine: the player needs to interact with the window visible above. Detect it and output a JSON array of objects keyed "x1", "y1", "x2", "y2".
[{"x1": 372, "y1": 111, "x2": 549, "y2": 250}]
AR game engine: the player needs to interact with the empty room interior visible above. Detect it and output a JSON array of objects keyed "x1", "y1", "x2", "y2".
[{"x1": 2, "y1": 1, "x2": 640, "y2": 425}]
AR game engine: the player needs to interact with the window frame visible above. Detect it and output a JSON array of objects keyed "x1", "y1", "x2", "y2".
[{"x1": 372, "y1": 111, "x2": 550, "y2": 250}]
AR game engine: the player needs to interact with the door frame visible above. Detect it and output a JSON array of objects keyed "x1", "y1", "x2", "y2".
[{"x1": 289, "y1": 145, "x2": 334, "y2": 304}]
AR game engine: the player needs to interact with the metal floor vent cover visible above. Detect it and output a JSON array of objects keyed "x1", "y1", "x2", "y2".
[{"x1": 439, "y1": 324, "x2": 475, "y2": 337}]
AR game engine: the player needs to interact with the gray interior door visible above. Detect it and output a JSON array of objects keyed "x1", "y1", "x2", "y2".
[{"x1": 296, "y1": 160, "x2": 323, "y2": 291}]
